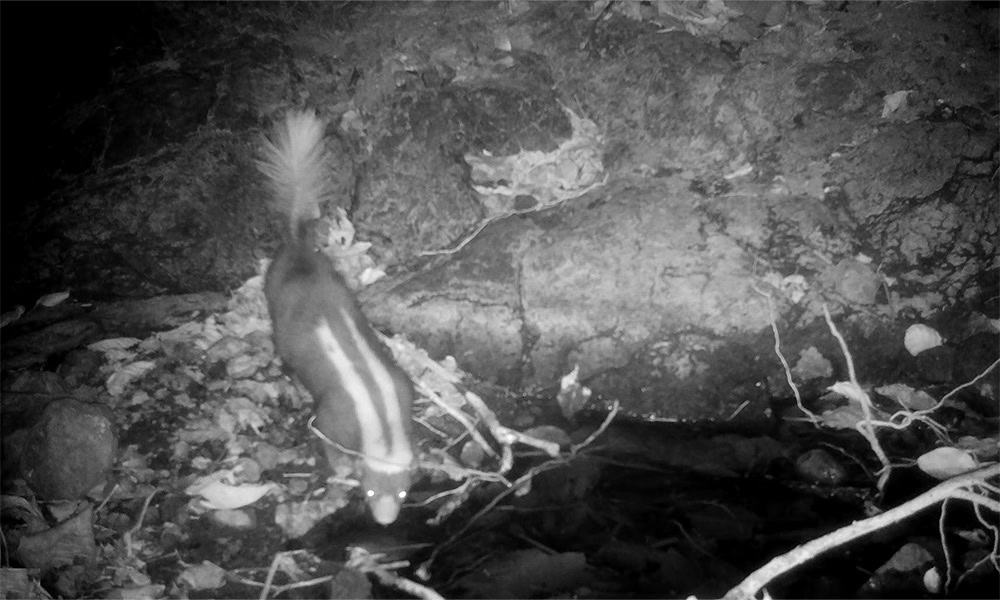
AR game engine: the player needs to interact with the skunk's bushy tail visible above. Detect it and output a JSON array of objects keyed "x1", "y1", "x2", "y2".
[{"x1": 257, "y1": 110, "x2": 332, "y2": 240}]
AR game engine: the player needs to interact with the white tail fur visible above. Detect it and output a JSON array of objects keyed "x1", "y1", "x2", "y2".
[{"x1": 257, "y1": 110, "x2": 332, "y2": 236}]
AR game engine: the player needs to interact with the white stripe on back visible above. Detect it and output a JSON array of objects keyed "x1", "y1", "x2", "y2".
[{"x1": 315, "y1": 313, "x2": 412, "y2": 474}]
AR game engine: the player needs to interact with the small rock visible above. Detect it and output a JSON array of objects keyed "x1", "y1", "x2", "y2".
[
  {"x1": 15, "y1": 504, "x2": 97, "y2": 577},
  {"x1": 57, "y1": 348, "x2": 104, "y2": 387},
  {"x1": 20, "y1": 399, "x2": 117, "y2": 500},
  {"x1": 795, "y1": 448, "x2": 848, "y2": 486}
]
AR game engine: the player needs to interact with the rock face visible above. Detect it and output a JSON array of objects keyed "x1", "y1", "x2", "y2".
[
  {"x1": 367, "y1": 178, "x2": 778, "y2": 419},
  {"x1": 4, "y1": 2, "x2": 997, "y2": 420}
]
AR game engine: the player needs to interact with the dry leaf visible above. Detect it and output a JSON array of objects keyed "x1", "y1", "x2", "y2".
[{"x1": 916, "y1": 447, "x2": 977, "y2": 480}]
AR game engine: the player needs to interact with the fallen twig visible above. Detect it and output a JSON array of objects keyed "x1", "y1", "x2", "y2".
[{"x1": 723, "y1": 463, "x2": 1000, "y2": 600}]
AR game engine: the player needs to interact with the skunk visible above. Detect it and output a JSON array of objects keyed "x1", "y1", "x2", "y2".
[{"x1": 259, "y1": 111, "x2": 414, "y2": 525}]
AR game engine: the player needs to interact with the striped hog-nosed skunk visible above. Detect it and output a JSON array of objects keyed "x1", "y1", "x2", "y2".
[{"x1": 258, "y1": 110, "x2": 414, "y2": 526}]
